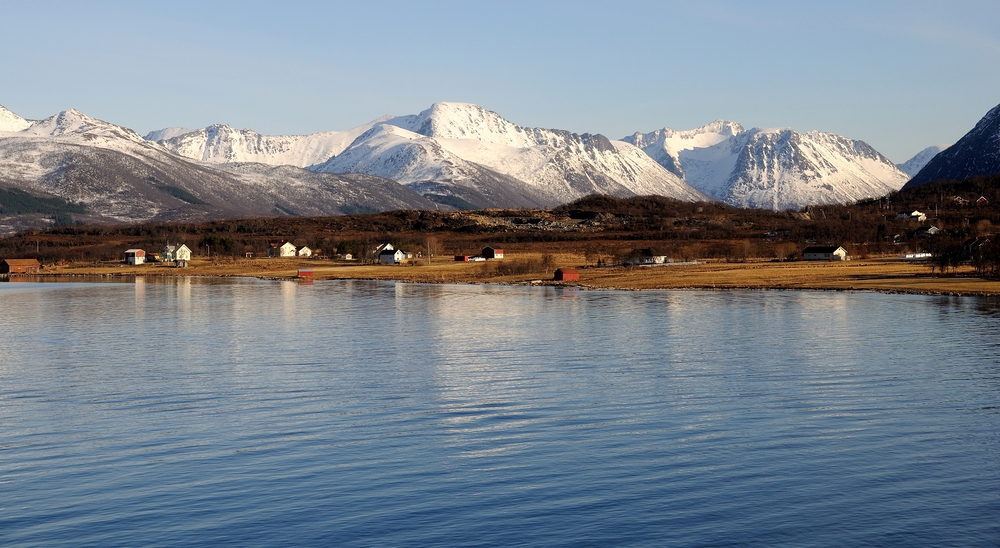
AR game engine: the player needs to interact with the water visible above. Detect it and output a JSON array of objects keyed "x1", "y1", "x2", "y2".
[{"x1": 1, "y1": 279, "x2": 998, "y2": 546}]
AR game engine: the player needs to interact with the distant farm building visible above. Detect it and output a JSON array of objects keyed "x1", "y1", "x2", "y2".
[
  {"x1": 482, "y1": 247, "x2": 504, "y2": 259},
  {"x1": 802, "y1": 246, "x2": 848, "y2": 261},
  {"x1": 978, "y1": 196, "x2": 989, "y2": 206},
  {"x1": 124, "y1": 249, "x2": 146, "y2": 265},
  {"x1": 626, "y1": 248, "x2": 669, "y2": 266},
  {"x1": 914, "y1": 226, "x2": 941, "y2": 238},
  {"x1": 297, "y1": 246, "x2": 312, "y2": 257},
  {"x1": 1, "y1": 258, "x2": 40, "y2": 274},
  {"x1": 553, "y1": 267, "x2": 579, "y2": 281},
  {"x1": 378, "y1": 248, "x2": 406, "y2": 265},
  {"x1": 455, "y1": 255, "x2": 470, "y2": 262}
]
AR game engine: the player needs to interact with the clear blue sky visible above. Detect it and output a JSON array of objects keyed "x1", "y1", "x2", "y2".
[{"x1": 2, "y1": 0, "x2": 998, "y2": 162}]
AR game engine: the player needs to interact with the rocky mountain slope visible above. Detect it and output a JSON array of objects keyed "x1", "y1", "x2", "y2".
[
  {"x1": 624, "y1": 122, "x2": 909, "y2": 210},
  {"x1": 905, "y1": 103, "x2": 1000, "y2": 189},
  {"x1": 0, "y1": 106, "x2": 437, "y2": 232}
]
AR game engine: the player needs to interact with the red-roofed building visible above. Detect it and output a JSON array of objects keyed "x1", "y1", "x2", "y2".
[
  {"x1": 1, "y1": 259, "x2": 40, "y2": 274},
  {"x1": 553, "y1": 268, "x2": 579, "y2": 281}
]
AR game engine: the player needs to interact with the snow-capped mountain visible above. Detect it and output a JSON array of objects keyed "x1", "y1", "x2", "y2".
[
  {"x1": 312, "y1": 102, "x2": 708, "y2": 208},
  {"x1": 0, "y1": 106, "x2": 437, "y2": 231},
  {"x1": 0, "y1": 105, "x2": 32, "y2": 132},
  {"x1": 624, "y1": 122, "x2": 909, "y2": 210},
  {"x1": 149, "y1": 119, "x2": 386, "y2": 168},
  {"x1": 897, "y1": 145, "x2": 947, "y2": 177},
  {"x1": 905, "y1": 103, "x2": 1000, "y2": 189}
]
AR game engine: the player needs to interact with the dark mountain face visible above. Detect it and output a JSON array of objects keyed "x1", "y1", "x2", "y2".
[{"x1": 904, "y1": 103, "x2": 1000, "y2": 189}]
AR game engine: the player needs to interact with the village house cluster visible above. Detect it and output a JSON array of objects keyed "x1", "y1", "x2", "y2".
[
  {"x1": 267, "y1": 241, "x2": 313, "y2": 258},
  {"x1": 120, "y1": 244, "x2": 192, "y2": 267}
]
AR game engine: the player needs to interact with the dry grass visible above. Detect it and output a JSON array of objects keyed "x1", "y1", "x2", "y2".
[{"x1": 33, "y1": 254, "x2": 1000, "y2": 296}]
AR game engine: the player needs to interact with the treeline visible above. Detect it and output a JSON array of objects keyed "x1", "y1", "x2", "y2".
[{"x1": 4, "y1": 172, "x2": 1000, "y2": 266}]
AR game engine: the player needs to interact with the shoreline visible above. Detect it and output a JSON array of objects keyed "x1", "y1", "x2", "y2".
[{"x1": 10, "y1": 255, "x2": 1000, "y2": 297}]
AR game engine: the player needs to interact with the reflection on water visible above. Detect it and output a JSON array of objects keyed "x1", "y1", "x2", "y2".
[{"x1": 1, "y1": 280, "x2": 999, "y2": 547}]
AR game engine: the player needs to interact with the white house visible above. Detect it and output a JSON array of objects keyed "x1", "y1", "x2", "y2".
[
  {"x1": 625, "y1": 248, "x2": 669, "y2": 266},
  {"x1": 297, "y1": 246, "x2": 312, "y2": 257},
  {"x1": 802, "y1": 245, "x2": 848, "y2": 261},
  {"x1": 162, "y1": 244, "x2": 192, "y2": 267},
  {"x1": 897, "y1": 210, "x2": 927, "y2": 222},
  {"x1": 268, "y1": 241, "x2": 298, "y2": 258},
  {"x1": 124, "y1": 249, "x2": 146, "y2": 265},
  {"x1": 378, "y1": 248, "x2": 406, "y2": 264}
]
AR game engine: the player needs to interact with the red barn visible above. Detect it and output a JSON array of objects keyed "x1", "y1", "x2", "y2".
[
  {"x1": 1, "y1": 259, "x2": 41, "y2": 274},
  {"x1": 553, "y1": 267, "x2": 579, "y2": 281},
  {"x1": 455, "y1": 255, "x2": 470, "y2": 262}
]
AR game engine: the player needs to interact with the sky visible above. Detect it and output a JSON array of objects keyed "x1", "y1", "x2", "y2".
[{"x1": 2, "y1": 0, "x2": 999, "y2": 162}]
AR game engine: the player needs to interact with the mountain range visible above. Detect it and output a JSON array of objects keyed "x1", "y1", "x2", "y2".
[
  {"x1": 3, "y1": 100, "x2": 992, "y2": 234},
  {"x1": 150, "y1": 102, "x2": 913, "y2": 211},
  {"x1": 0, "y1": 106, "x2": 436, "y2": 232}
]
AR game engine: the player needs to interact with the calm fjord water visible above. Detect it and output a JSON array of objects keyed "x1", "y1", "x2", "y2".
[{"x1": 1, "y1": 279, "x2": 998, "y2": 546}]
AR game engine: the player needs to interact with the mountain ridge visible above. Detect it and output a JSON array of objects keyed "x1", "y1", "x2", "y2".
[{"x1": 904, "y1": 103, "x2": 1000, "y2": 189}]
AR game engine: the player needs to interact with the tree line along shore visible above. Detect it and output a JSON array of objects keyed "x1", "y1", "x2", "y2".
[{"x1": 4, "y1": 173, "x2": 1000, "y2": 294}]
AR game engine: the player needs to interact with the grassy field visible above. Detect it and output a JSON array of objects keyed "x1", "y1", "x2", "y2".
[{"x1": 30, "y1": 253, "x2": 1000, "y2": 296}]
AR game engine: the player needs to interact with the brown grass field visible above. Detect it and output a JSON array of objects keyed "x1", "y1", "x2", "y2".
[{"x1": 28, "y1": 251, "x2": 1000, "y2": 296}]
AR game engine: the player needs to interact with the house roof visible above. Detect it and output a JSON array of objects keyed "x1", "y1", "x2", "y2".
[
  {"x1": 124, "y1": 249, "x2": 145, "y2": 253},
  {"x1": 378, "y1": 248, "x2": 403, "y2": 256},
  {"x1": 3, "y1": 258, "x2": 40, "y2": 266},
  {"x1": 802, "y1": 246, "x2": 844, "y2": 254}
]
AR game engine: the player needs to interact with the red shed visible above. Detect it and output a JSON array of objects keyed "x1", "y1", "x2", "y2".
[
  {"x1": 553, "y1": 267, "x2": 579, "y2": 281},
  {"x1": 1, "y1": 258, "x2": 41, "y2": 274},
  {"x1": 455, "y1": 255, "x2": 470, "y2": 262}
]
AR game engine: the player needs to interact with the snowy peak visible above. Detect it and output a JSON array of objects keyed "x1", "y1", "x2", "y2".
[
  {"x1": 721, "y1": 128, "x2": 907, "y2": 209},
  {"x1": 402, "y1": 102, "x2": 527, "y2": 144},
  {"x1": 0, "y1": 105, "x2": 32, "y2": 132},
  {"x1": 312, "y1": 102, "x2": 707, "y2": 207},
  {"x1": 625, "y1": 119, "x2": 908, "y2": 210},
  {"x1": 150, "y1": 119, "x2": 382, "y2": 168},
  {"x1": 19, "y1": 108, "x2": 148, "y2": 145},
  {"x1": 622, "y1": 120, "x2": 746, "y2": 179},
  {"x1": 896, "y1": 145, "x2": 947, "y2": 177},
  {"x1": 627, "y1": 120, "x2": 745, "y2": 148}
]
